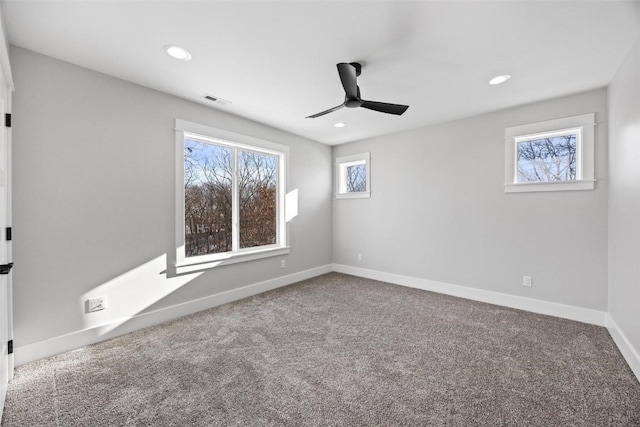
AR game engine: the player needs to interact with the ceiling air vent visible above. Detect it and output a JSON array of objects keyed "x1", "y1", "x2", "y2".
[{"x1": 203, "y1": 94, "x2": 231, "y2": 107}]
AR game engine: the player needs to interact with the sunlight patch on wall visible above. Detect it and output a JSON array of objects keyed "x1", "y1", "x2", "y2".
[
  {"x1": 286, "y1": 189, "x2": 299, "y2": 222},
  {"x1": 80, "y1": 254, "x2": 203, "y2": 335}
]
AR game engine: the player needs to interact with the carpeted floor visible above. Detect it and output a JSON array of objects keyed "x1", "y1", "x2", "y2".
[{"x1": 2, "y1": 273, "x2": 639, "y2": 426}]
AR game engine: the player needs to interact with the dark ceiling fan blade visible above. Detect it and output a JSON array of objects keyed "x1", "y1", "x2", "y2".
[
  {"x1": 337, "y1": 63, "x2": 359, "y2": 99},
  {"x1": 360, "y1": 100, "x2": 409, "y2": 115},
  {"x1": 305, "y1": 104, "x2": 345, "y2": 119}
]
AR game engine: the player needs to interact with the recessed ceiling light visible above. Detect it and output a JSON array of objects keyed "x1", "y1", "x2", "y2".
[
  {"x1": 334, "y1": 122, "x2": 346, "y2": 128},
  {"x1": 165, "y1": 45, "x2": 192, "y2": 61},
  {"x1": 489, "y1": 74, "x2": 511, "y2": 85}
]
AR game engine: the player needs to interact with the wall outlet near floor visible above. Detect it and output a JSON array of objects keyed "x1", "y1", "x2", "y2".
[
  {"x1": 357, "y1": 253, "x2": 362, "y2": 261},
  {"x1": 523, "y1": 276, "x2": 532, "y2": 287},
  {"x1": 87, "y1": 296, "x2": 107, "y2": 313},
  {"x1": 280, "y1": 259, "x2": 286, "y2": 269}
]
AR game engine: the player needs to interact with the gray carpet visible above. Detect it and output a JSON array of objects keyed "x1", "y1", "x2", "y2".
[{"x1": 2, "y1": 273, "x2": 639, "y2": 426}]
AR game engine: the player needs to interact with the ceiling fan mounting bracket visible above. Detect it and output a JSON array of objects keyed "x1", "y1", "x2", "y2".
[{"x1": 350, "y1": 62, "x2": 362, "y2": 77}]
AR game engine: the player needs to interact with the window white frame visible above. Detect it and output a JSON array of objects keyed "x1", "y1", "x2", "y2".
[
  {"x1": 504, "y1": 113, "x2": 595, "y2": 193},
  {"x1": 335, "y1": 152, "x2": 370, "y2": 199},
  {"x1": 175, "y1": 119, "x2": 289, "y2": 272}
]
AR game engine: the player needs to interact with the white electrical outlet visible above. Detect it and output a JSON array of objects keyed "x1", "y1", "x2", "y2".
[
  {"x1": 357, "y1": 253, "x2": 362, "y2": 261},
  {"x1": 87, "y1": 296, "x2": 106, "y2": 313},
  {"x1": 280, "y1": 259, "x2": 286, "y2": 269},
  {"x1": 523, "y1": 276, "x2": 532, "y2": 287}
]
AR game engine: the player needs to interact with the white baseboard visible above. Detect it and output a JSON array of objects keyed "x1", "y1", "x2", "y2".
[
  {"x1": 606, "y1": 315, "x2": 640, "y2": 383},
  {"x1": 15, "y1": 264, "x2": 332, "y2": 366},
  {"x1": 332, "y1": 264, "x2": 607, "y2": 326},
  {"x1": 0, "y1": 384, "x2": 5, "y2": 425}
]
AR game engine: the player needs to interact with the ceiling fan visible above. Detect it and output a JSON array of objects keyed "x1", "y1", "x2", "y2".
[{"x1": 306, "y1": 62, "x2": 409, "y2": 119}]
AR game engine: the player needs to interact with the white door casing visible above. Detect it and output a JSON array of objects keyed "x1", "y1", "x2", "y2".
[
  {"x1": 0, "y1": 4, "x2": 15, "y2": 419},
  {"x1": 0, "y1": 65, "x2": 12, "y2": 417}
]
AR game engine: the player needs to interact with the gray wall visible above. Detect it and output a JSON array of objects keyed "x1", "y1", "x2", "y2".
[
  {"x1": 333, "y1": 89, "x2": 609, "y2": 310},
  {"x1": 608, "y1": 36, "x2": 640, "y2": 354},
  {"x1": 10, "y1": 47, "x2": 332, "y2": 347}
]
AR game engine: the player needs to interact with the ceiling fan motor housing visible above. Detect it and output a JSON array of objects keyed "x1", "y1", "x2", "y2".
[{"x1": 345, "y1": 97, "x2": 362, "y2": 108}]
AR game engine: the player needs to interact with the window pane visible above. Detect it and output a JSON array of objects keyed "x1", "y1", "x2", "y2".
[
  {"x1": 239, "y1": 150, "x2": 277, "y2": 249},
  {"x1": 346, "y1": 163, "x2": 366, "y2": 192},
  {"x1": 184, "y1": 139, "x2": 233, "y2": 257},
  {"x1": 517, "y1": 134, "x2": 577, "y2": 182}
]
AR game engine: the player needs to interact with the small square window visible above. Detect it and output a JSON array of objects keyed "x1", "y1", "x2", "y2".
[
  {"x1": 336, "y1": 152, "x2": 370, "y2": 199},
  {"x1": 505, "y1": 113, "x2": 595, "y2": 193}
]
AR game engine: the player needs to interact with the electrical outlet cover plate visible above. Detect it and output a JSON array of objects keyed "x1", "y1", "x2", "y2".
[
  {"x1": 87, "y1": 296, "x2": 106, "y2": 313},
  {"x1": 523, "y1": 276, "x2": 532, "y2": 287}
]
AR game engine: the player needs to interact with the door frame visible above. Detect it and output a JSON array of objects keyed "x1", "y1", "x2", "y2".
[{"x1": 0, "y1": 3, "x2": 15, "y2": 419}]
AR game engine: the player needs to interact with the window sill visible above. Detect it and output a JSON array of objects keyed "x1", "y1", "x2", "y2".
[
  {"x1": 176, "y1": 246, "x2": 290, "y2": 274},
  {"x1": 336, "y1": 191, "x2": 371, "y2": 199},
  {"x1": 504, "y1": 179, "x2": 595, "y2": 193}
]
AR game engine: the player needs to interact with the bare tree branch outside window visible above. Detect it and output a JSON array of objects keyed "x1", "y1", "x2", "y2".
[
  {"x1": 346, "y1": 164, "x2": 366, "y2": 192},
  {"x1": 239, "y1": 150, "x2": 277, "y2": 249},
  {"x1": 516, "y1": 134, "x2": 576, "y2": 183}
]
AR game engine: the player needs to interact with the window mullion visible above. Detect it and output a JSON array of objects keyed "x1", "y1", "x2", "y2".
[{"x1": 232, "y1": 147, "x2": 239, "y2": 253}]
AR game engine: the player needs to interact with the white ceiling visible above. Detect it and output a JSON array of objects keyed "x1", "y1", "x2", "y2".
[{"x1": 2, "y1": 1, "x2": 640, "y2": 145}]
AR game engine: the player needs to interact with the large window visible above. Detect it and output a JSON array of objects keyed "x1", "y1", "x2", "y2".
[
  {"x1": 176, "y1": 120, "x2": 289, "y2": 269},
  {"x1": 504, "y1": 113, "x2": 595, "y2": 193}
]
